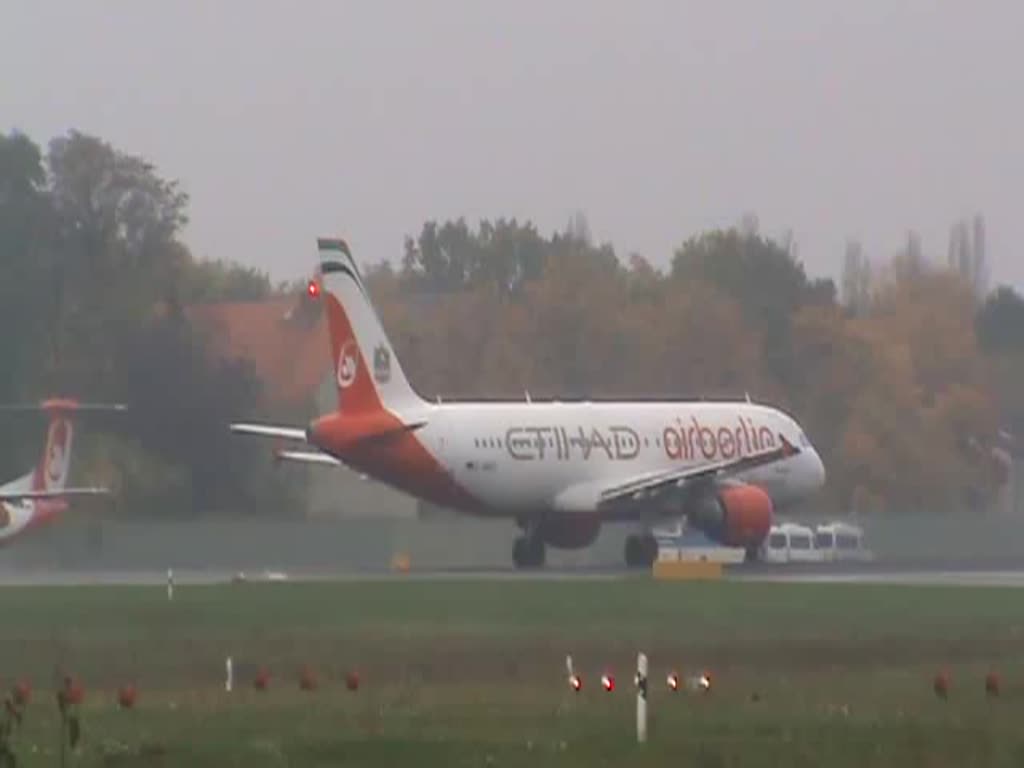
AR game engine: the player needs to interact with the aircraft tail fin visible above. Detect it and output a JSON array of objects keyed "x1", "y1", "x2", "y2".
[
  {"x1": 314, "y1": 238, "x2": 422, "y2": 415},
  {"x1": 0, "y1": 400, "x2": 126, "y2": 495}
]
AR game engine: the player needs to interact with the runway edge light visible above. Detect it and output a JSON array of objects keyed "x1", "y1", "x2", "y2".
[{"x1": 601, "y1": 672, "x2": 615, "y2": 692}]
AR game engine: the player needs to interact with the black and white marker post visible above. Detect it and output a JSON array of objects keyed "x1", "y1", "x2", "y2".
[{"x1": 635, "y1": 652, "x2": 648, "y2": 744}]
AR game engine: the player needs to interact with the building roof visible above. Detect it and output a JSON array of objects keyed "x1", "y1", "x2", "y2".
[{"x1": 187, "y1": 294, "x2": 329, "y2": 406}]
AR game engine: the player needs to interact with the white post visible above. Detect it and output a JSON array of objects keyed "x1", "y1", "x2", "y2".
[
  {"x1": 636, "y1": 652, "x2": 648, "y2": 744},
  {"x1": 225, "y1": 656, "x2": 233, "y2": 692},
  {"x1": 167, "y1": 568, "x2": 174, "y2": 601}
]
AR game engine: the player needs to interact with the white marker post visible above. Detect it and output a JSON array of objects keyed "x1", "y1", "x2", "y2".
[
  {"x1": 167, "y1": 568, "x2": 174, "y2": 601},
  {"x1": 636, "y1": 652, "x2": 648, "y2": 744},
  {"x1": 225, "y1": 656, "x2": 233, "y2": 692}
]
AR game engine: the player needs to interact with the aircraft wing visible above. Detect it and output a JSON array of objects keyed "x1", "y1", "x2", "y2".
[
  {"x1": 0, "y1": 487, "x2": 112, "y2": 502},
  {"x1": 230, "y1": 423, "x2": 308, "y2": 442},
  {"x1": 274, "y1": 449, "x2": 342, "y2": 467},
  {"x1": 597, "y1": 434, "x2": 799, "y2": 507}
]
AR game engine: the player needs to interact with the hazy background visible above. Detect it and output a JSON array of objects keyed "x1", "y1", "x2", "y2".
[{"x1": 4, "y1": 0, "x2": 1022, "y2": 287}]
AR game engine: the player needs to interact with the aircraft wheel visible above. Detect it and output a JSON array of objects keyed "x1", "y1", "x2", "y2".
[
  {"x1": 513, "y1": 536, "x2": 545, "y2": 569},
  {"x1": 625, "y1": 534, "x2": 659, "y2": 568},
  {"x1": 624, "y1": 535, "x2": 643, "y2": 568}
]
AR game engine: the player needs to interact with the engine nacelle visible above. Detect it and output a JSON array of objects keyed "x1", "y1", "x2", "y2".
[
  {"x1": 538, "y1": 514, "x2": 602, "y2": 550},
  {"x1": 688, "y1": 484, "x2": 773, "y2": 549}
]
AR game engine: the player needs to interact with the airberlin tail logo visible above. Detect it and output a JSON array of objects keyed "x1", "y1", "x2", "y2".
[
  {"x1": 44, "y1": 419, "x2": 70, "y2": 487},
  {"x1": 336, "y1": 339, "x2": 359, "y2": 389}
]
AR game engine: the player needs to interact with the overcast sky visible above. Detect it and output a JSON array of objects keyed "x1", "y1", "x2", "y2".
[{"x1": 5, "y1": 1, "x2": 1023, "y2": 288}]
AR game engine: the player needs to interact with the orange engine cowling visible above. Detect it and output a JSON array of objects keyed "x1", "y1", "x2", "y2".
[
  {"x1": 689, "y1": 484, "x2": 773, "y2": 549},
  {"x1": 538, "y1": 514, "x2": 602, "y2": 550}
]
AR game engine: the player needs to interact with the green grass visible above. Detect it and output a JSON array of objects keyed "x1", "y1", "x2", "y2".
[{"x1": 3, "y1": 578, "x2": 1024, "y2": 766}]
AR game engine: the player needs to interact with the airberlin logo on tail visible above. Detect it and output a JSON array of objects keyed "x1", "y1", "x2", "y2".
[
  {"x1": 45, "y1": 419, "x2": 69, "y2": 486},
  {"x1": 336, "y1": 340, "x2": 359, "y2": 389}
]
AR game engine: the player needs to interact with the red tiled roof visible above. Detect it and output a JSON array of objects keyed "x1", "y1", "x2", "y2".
[{"x1": 187, "y1": 295, "x2": 329, "y2": 406}]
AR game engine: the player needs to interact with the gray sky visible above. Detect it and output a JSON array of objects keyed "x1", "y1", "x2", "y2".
[{"x1": 5, "y1": 1, "x2": 1023, "y2": 288}]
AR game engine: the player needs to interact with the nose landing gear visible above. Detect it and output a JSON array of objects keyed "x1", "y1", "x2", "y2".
[{"x1": 512, "y1": 532, "x2": 546, "y2": 569}]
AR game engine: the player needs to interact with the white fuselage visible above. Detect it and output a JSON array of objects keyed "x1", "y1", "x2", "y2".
[
  {"x1": 394, "y1": 399, "x2": 825, "y2": 518},
  {"x1": 0, "y1": 498, "x2": 40, "y2": 545}
]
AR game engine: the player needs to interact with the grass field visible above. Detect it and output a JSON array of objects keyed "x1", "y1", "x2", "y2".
[{"x1": 3, "y1": 577, "x2": 1024, "y2": 766}]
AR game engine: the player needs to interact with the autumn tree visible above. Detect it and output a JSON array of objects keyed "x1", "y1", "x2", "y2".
[
  {"x1": 671, "y1": 227, "x2": 835, "y2": 394},
  {"x1": 0, "y1": 130, "x2": 282, "y2": 516}
]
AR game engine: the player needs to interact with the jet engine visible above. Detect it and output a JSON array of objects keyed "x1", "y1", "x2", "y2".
[{"x1": 688, "y1": 484, "x2": 773, "y2": 549}]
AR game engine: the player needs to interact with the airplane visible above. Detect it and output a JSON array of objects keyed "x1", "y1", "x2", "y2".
[
  {"x1": 230, "y1": 237, "x2": 826, "y2": 569},
  {"x1": 0, "y1": 399, "x2": 123, "y2": 547}
]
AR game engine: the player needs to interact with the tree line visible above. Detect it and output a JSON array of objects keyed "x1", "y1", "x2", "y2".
[
  {"x1": 3, "y1": 129, "x2": 1023, "y2": 518},
  {"x1": 0, "y1": 130, "x2": 294, "y2": 518}
]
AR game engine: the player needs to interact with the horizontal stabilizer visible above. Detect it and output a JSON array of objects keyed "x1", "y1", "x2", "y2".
[
  {"x1": 0, "y1": 487, "x2": 112, "y2": 502},
  {"x1": 274, "y1": 449, "x2": 342, "y2": 467},
  {"x1": 230, "y1": 423, "x2": 308, "y2": 442},
  {"x1": 0, "y1": 402, "x2": 127, "y2": 413}
]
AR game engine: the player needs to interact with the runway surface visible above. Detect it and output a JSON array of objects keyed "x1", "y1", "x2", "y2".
[{"x1": 5, "y1": 565, "x2": 1024, "y2": 587}]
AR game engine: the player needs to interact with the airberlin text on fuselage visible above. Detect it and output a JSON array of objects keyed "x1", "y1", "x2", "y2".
[{"x1": 504, "y1": 416, "x2": 776, "y2": 463}]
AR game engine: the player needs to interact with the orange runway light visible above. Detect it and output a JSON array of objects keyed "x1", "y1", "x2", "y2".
[
  {"x1": 698, "y1": 672, "x2": 712, "y2": 693},
  {"x1": 299, "y1": 666, "x2": 317, "y2": 692},
  {"x1": 12, "y1": 681, "x2": 31, "y2": 706},
  {"x1": 345, "y1": 670, "x2": 360, "y2": 692},
  {"x1": 569, "y1": 674, "x2": 582, "y2": 693},
  {"x1": 666, "y1": 672, "x2": 679, "y2": 692},
  {"x1": 254, "y1": 668, "x2": 270, "y2": 691},
  {"x1": 985, "y1": 672, "x2": 1000, "y2": 698},
  {"x1": 601, "y1": 673, "x2": 615, "y2": 692},
  {"x1": 117, "y1": 684, "x2": 137, "y2": 709}
]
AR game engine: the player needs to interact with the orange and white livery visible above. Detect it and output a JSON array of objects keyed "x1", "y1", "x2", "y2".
[
  {"x1": 0, "y1": 399, "x2": 122, "y2": 547},
  {"x1": 232, "y1": 238, "x2": 826, "y2": 568}
]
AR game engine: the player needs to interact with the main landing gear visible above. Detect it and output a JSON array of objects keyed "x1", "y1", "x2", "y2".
[
  {"x1": 624, "y1": 533, "x2": 658, "y2": 568},
  {"x1": 512, "y1": 533, "x2": 546, "y2": 569}
]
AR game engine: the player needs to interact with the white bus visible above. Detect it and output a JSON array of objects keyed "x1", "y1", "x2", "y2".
[
  {"x1": 814, "y1": 522, "x2": 872, "y2": 562},
  {"x1": 760, "y1": 522, "x2": 824, "y2": 563}
]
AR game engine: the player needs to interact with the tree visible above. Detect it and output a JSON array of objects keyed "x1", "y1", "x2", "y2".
[
  {"x1": 0, "y1": 132, "x2": 55, "y2": 471},
  {"x1": 177, "y1": 258, "x2": 273, "y2": 304},
  {"x1": 114, "y1": 312, "x2": 280, "y2": 516},
  {"x1": 401, "y1": 218, "x2": 547, "y2": 297},
  {"x1": 840, "y1": 239, "x2": 872, "y2": 315},
  {"x1": 671, "y1": 227, "x2": 835, "y2": 389},
  {"x1": 976, "y1": 286, "x2": 1024, "y2": 356},
  {"x1": 44, "y1": 131, "x2": 191, "y2": 392}
]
